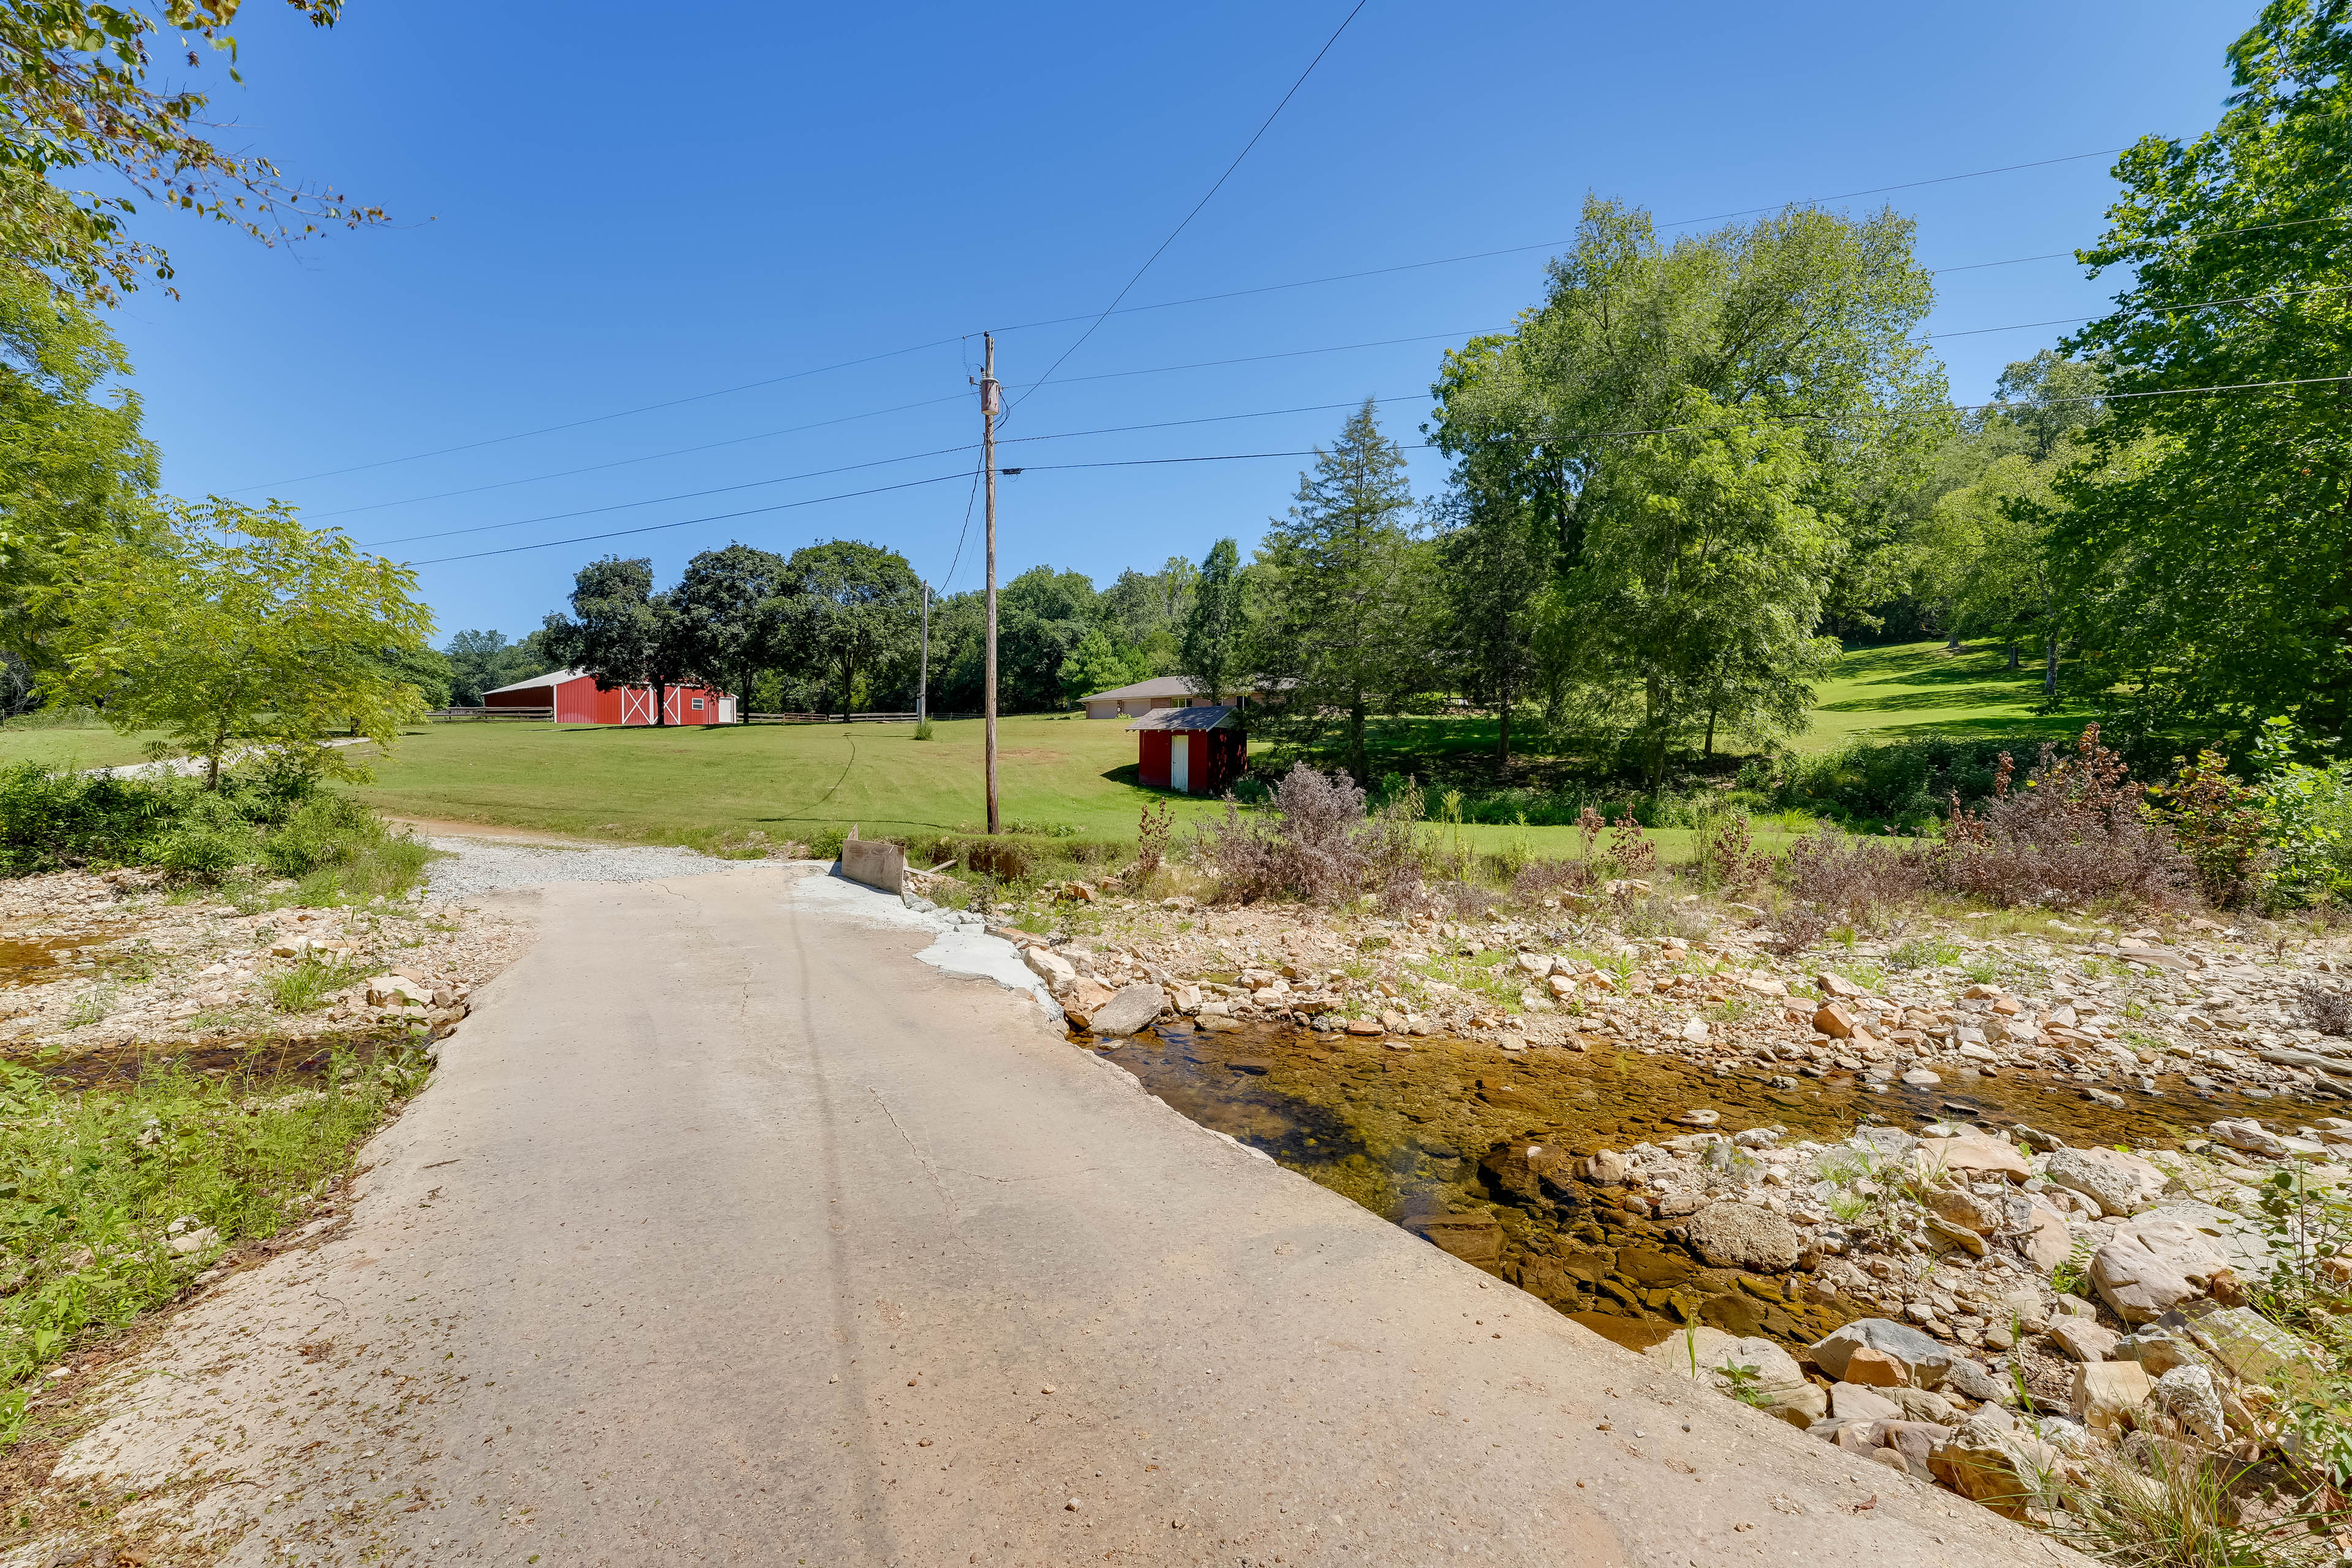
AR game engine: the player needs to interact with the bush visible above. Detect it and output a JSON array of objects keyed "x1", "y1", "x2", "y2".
[
  {"x1": 0, "y1": 763, "x2": 431, "y2": 900},
  {"x1": 2154, "y1": 748, "x2": 2267, "y2": 907},
  {"x1": 1779, "y1": 824, "x2": 1930, "y2": 920},
  {"x1": 1776, "y1": 734, "x2": 2032, "y2": 828},
  {"x1": 1934, "y1": 725, "x2": 2191, "y2": 908},
  {"x1": 1194, "y1": 763, "x2": 1420, "y2": 906}
]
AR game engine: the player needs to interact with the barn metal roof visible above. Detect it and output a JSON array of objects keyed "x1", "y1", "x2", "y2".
[
  {"x1": 479, "y1": 668, "x2": 584, "y2": 696},
  {"x1": 1125, "y1": 704, "x2": 1241, "y2": 732}
]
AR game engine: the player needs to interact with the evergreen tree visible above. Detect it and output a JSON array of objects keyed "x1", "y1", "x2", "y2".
[
  {"x1": 1178, "y1": 537, "x2": 1244, "y2": 703},
  {"x1": 1251, "y1": 401, "x2": 1425, "y2": 782}
]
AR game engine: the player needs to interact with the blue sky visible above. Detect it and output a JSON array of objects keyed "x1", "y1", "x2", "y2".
[{"x1": 104, "y1": 0, "x2": 2237, "y2": 643}]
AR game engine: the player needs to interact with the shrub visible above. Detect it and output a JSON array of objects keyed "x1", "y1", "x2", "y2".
[
  {"x1": 1194, "y1": 763, "x2": 1421, "y2": 906},
  {"x1": 1777, "y1": 734, "x2": 2034, "y2": 828},
  {"x1": 1133, "y1": 801, "x2": 1174, "y2": 885},
  {"x1": 1934, "y1": 725, "x2": 2192, "y2": 908},
  {"x1": 1779, "y1": 824, "x2": 1929, "y2": 920},
  {"x1": 2154, "y1": 748, "x2": 2267, "y2": 907},
  {"x1": 1694, "y1": 810, "x2": 1770, "y2": 891},
  {"x1": 2296, "y1": 978, "x2": 2352, "y2": 1037}
]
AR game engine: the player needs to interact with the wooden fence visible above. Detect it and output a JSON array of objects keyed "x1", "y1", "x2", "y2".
[
  {"x1": 431, "y1": 706, "x2": 555, "y2": 720},
  {"x1": 747, "y1": 711, "x2": 977, "y2": 724}
]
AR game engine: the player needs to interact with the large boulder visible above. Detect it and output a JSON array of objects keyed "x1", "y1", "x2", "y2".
[
  {"x1": 2070, "y1": 1360, "x2": 2154, "y2": 1431},
  {"x1": 2048, "y1": 1317, "x2": 2120, "y2": 1363},
  {"x1": 1804, "y1": 1318, "x2": 1955, "y2": 1390},
  {"x1": 2194, "y1": 1306, "x2": 2325, "y2": 1396},
  {"x1": 1022, "y1": 946, "x2": 1077, "y2": 987},
  {"x1": 2090, "y1": 1242, "x2": 2200, "y2": 1325},
  {"x1": 1829, "y1": 1382, "x2": 1901, "y2": 1421},
  {"x1": 1679, "y1": 1201, "x2": 1801, "y2": 1272},
  {"x1": 1925, "y1": 1181, "x2": 2003, "y2": 1238},
  {"x1": 2043, "y1": 1147, "x2": 2167, "y2": 1216},
  {"x1": 2152, "y1": 1365, "x2": 2225, "y2": 1444},
  {"x1": 1928, "y1": 1411, "x2": 2061, "y2": 1518},
  {"x1": 1643, "y1": 1327, "x2": 1825, "y2": 1428},
  {"x1": 1916, "y1": 1131, "x2": 2030, "y2": 1183},
  {"x1": 1085, "y1": 982, "x2": 1166, "y2": 1037},
  {"x1": 2018, "y1": 1200, "x2": 2073, "y2": 1271}
]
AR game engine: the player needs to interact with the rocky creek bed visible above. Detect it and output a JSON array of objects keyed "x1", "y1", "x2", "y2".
[{"x1": 974, "y1": 891, "x2": 2352, "y2": 1544}]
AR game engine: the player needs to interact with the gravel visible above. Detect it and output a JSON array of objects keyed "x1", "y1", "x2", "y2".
[{"x1": 421, "y1": 835, "x2": 736, "y2": 899}]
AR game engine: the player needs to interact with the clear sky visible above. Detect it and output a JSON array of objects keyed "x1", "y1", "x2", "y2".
[{"x1": 101, "y1": 0, "x2": 2239, "y2": 643}]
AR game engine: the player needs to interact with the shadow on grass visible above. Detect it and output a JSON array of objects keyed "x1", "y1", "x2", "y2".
[{"x1": 1817, "y1": 685, "x2": 2067, "y2": 714}]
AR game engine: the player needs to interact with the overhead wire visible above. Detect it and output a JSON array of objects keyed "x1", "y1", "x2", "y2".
[
  {"x1": 235, "y1": 146, "x2": 2305, "y2": 497},
  {"x1": 1005, "y1": 0, "x2": 1371, "y2": 417},
  {"x1": 364, "y1": 393, "x2": 1433, "y2": 549},
  {"x1": 402, "y1": 372, "x2": 2352, "y2": 568}
]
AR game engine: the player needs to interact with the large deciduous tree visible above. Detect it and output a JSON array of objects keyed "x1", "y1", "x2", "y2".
[
  {"x1": 674, "y1": 541, "x2": 788, "y2": 722},
  {"x1": 779, "y1": 540, "x2": 919, "y2": 720},
  {"x1": 1433, "y1": 197, "x2": 1947, "y2": 776},
  {"x1": 540, "y1": 556, "x2": 698, "y2": 726},
  {"x1": 0, "y1": 1, "x2": 386, "y2": 304},
  {"x1": 36, "y1": 499, "x2": 432, "y2": 786},
  {"x1": 1431, "y1": 454, "x2": 1553, "y2": 764},
  {"x1": 2049, "y1": 0, "x2": 2352, "y2": 744},
  {"x1": 1250, "y1": 400, "x2": 1428, "y2": 782},
  {"x1": 1555, "y1": 394, "x2": 1839, "y2": 783},
  {"x1": 0, "y1": 262, "x2": 156, "y2": 661}
]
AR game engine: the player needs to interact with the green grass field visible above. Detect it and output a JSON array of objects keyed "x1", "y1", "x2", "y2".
[
  {"x1": 345, "y1": 714, "x2": 1246, "y2": 847},
  {"x1": 1798, "y1": 639, "x2": 2084, "y2": 752},
  {"x1": 0, "y1": 720, "x2": 165, "y2": 771},
  {"x1": 6, "y1": 638, "x2": 2071, "y2": 862}
]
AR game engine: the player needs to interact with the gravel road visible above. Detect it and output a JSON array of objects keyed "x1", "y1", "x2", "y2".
[{"x1": 419, "y1": 833, "x2": 741, "y2": 898}]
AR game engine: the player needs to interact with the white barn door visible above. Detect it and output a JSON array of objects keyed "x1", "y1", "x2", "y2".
[{"x1": 1169, "y1": 732, "x2": 1190, "y2": 794}]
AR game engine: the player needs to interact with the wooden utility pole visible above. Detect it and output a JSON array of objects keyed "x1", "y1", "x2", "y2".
[
  {"x1": 982, "y1": 333, "x2": 1000, "y2": 834},
  {"x1": 917, "y1": 579, "x2": 930, "y2": 730}
]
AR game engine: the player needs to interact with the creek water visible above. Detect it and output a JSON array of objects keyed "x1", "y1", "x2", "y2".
[{"x1": 1098, "y1": 1019, "x2": 2290, "y2": 1354}]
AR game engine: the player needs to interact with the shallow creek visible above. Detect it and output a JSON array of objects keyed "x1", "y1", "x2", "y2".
[{"x1": 1097, "y1": 1019, "x2": 2286, "y2": 1355}]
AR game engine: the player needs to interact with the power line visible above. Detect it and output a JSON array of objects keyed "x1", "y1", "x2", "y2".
[
  {"x1": 336, "y1": 332, "x2": 1479, "y2": 522},
  {"x1": 228, "y1": 336, "x2": 967, "y2": 494},
  {"x1": 403, "y1": 374, "x2": 2352, "y2": 569},
  {"x1": 312, "y1": 391, "x2": 973, "y2": 521},
  {"x1": 230, "y1": 143, "x2": 2231, "y2": 496},
  {"x1": 1920, "y1": 279, "x2": 2352, "y2": 341},
  {"x1": 1008, "y1": 0, "x2": 1370, "y2": 415},
  {"x1": 366, "y1": 393, "x2": 1430, "y2": 550}
]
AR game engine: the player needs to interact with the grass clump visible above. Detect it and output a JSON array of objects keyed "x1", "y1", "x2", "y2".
[
  {"x1": 0, "y1": 1052, "x2": 423, "y2": 1446},
  {"x1": 265, "y1": 951, "x2": 371, "y2": 1014}
]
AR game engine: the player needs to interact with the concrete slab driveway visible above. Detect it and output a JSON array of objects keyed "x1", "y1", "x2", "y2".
[{"x1": 37, "y1": 865, "x2": 2086, "y2": 1567}]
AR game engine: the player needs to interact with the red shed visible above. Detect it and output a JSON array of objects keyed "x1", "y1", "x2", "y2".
[
  {"x1": 481, "y1": 669, "x2": 735, "y2": 726},
  {"x1": 1129, "y1": 704, "x2": 1245, "y2": 794}
]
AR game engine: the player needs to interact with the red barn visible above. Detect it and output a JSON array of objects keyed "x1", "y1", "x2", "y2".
[
  {"x1": 1129, "y1": 705, "x2": 1245, "y2": 794},
  {"x1": 481, "y1": 669, "x2": 735, "y2": 726}
]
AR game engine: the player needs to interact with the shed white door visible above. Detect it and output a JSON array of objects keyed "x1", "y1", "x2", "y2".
[
  {"x1": 717, "y1": 696, "x2": 736, "y2": 723},
  {"x1": 1169, "y1": 732, "x2": 1190, "y2": 793}
]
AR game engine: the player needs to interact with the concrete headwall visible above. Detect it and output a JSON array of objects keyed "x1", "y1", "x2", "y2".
[{"x1": 839, "y1": 837, "x2": 905, "y2": 894}]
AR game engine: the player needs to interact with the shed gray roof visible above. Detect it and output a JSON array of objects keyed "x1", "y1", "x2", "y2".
[{"x1": 1125, "y1": 704, "x2": 1241, "y2": 732}]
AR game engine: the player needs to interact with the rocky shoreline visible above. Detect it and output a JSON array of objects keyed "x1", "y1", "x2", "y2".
[{"x1": 978, "y1": 884, "x2": 2350, "y2": 1541}]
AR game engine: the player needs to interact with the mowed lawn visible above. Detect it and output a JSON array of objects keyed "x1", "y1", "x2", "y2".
[
  {"x1": 1798, "y1": 639, "x2": 2087, "y2": 752},
  {"x1": 341, "y1": 714, "x2": 1781, "y2": 859},
  {"x1": 0, "y1": 722, "x2": 168, "y2": 771},
  {"x1": 345, "y1": 714, "x2": 1243, "y2": 846}
]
